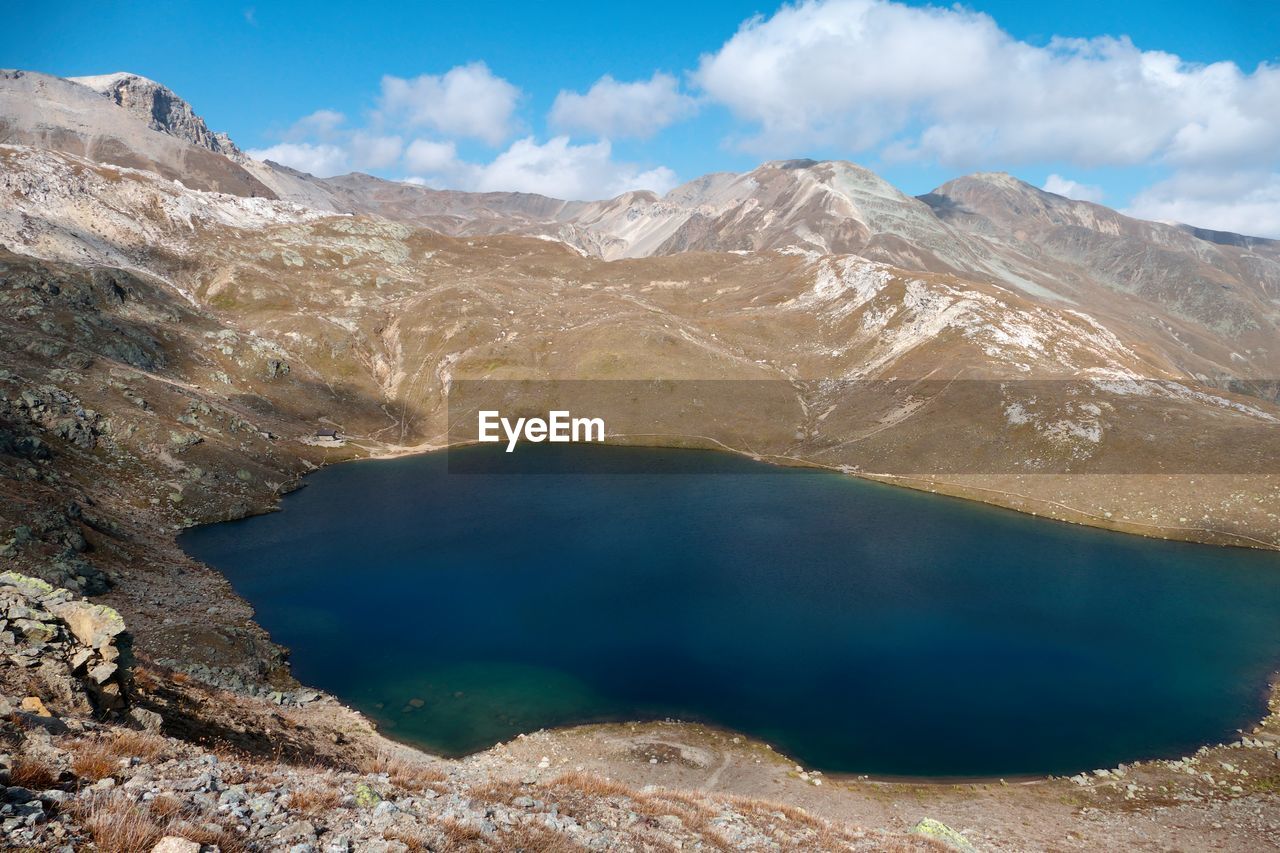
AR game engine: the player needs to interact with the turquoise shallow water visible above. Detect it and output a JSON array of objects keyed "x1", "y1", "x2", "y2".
[{"x1": 180, "y1": 444, "x2": 1280, "y2": 777}]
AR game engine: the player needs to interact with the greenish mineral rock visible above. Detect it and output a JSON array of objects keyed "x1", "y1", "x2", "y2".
[{"x1": 912, "y1": 818, "x2": 977, "y2": 852}]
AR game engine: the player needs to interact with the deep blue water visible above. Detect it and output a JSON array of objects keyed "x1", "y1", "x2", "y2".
[{"x1": 179, "y1": 444, "x2": 1280, "y2": 777}]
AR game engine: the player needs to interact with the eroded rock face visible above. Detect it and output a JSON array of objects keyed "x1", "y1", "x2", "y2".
[
  {"x1": 68, "y1": 72, "x2": 242, "y2": 159},
  {"x1": 0, "y1": 70, "x2": 274, "y2": 197},
  {"x1": 0, "y1": 570, "x2": 132, "y2": 714}
]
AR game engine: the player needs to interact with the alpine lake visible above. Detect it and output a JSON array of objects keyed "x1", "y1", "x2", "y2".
[{"x1": 180, "y1": 443, "x2": 1280, "y2": 778}]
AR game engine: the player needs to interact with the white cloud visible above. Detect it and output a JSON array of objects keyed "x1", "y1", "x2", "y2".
[
  {"x1": 378, "y1": 62, "x2": 520, "y2": 145},
  {"x1": 404, "y1": 139, "x2": 459, "y2": 174},
  {"x1": 285, "y1": 109, "x2": 346, "y2": 141},
  {"x1": 1126, "y1": 171, "x2": 1280, "y2": 238},
  {"x1": 401, "y1": 136, "x2": 677, "y2": 200},
  {"x1": 471, "y1": 137, "x2": 676, "y2": 199},
  {"x1": 349, "y1": 132, "x2": 403, "y2": 170},
  {"x1": 246, "y1": 142, "x2": 349, "y2": 177},
  {"x1": 550, "y1": 72, "x2": 697, "y2": 139},
  {"x1": 249, "y1": 131, "x2": 401, "y2": 176},
  {"x1": 1043, "y1": 174, "x2": 1104, "y2": 203},
  {"x1": 694, "y1": 0, "x2": 1280, "y2": 171},
  {"x1": 256, "y1": 70, "x2": 678, "y2": 198}
]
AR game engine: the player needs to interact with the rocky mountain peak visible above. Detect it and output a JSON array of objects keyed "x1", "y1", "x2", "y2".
[
  {"x1": 925, "y1": 171, "x2": 1097, "y2": 229},
  {"x1": 754, "y1": 157, "x2": 890, "y2": 187},
  {"x1": 0, "y1": 70, "x2": 272, "y2": 197},
  {"x1": 962, "y1": 171, "x2": 1026, "y2": 188},
  {"x1": 68, "y1": 71, "x2": 241, "y2": 158}
]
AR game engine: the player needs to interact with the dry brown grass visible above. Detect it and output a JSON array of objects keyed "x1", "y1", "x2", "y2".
[
  {"x1": 720, "y1": 792, "x2": 923, "y2": 851},
  {"x1": 164, "y1": 818, "x2": 249, "y2": 853},
  {"x1": 393, "y1": 817, "x2": 583, "y2": 853},
  {"x1": 69, "y1": 729, "x2": 170, "y2": 783},
  {"x1": 452, "y1": 772, "x2": 665, "y2": 851},
  {"x1": 361, "y1": 751, "x2": 448, "y2": 792},
  {"x1": 130, "y1": 667, "x2": 162, "y2": 692},
  {"x1": 285, "y1": 785, "x2": 342, "y2": 815},
  {"x1": 628, "y1": 787, "x2": 733, "y2": 851},
  {"x1": 109, "y1": 729, "x2": 168, "y2": 761},
  {"x1": 547, "y1": 770, "x2": 634, "y2": 799},
  {"x1": 724, "y1": 792, "x2": 819, "y2": 826},
  {"x1": 383, "y1": 826, "x2": 431, "y2": 852},
  {"x1": 439, "y1": 817, "x2": 486, "y2": 848},
  {"x1": 9, "y1": 754, "x2": 59, "y2": 790},
  {"x1": 206, "y1": 739, "x2": 256, "y2": 765},
  {"x1": 71, "y1": 742, "x2": 119, "y2": 782},
  {"x1": 146, "y1": 793, "x2": 187, "y2": 822},
  {"x1": 533, "y1": 773, "x2": 735, "y2": 852},
  {"x1": 78, "y1": 793, "x2": 164, "y2": 853},
  {"x1": 500, "y1": 823, "x2": 585, "y2": 852},
  {"x1": 467, "y1": 778, "x2": 527, "y2": 804},
  {"x1": 75, "y1": 790, "x2": 251, "y2": 853},
  {"x1": 640, "y1": 787, "x2": 712, "y2": 811}
]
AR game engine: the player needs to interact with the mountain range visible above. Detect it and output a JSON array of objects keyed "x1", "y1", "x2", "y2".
[
  {"x1": 0, "y1": 67, "x2": 1277, "y2": 555},
  {"x1": 5, "y1": 68, "x2": 1276, "y2": 392}
]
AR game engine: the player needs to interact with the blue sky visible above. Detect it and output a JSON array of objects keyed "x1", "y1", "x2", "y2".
[{"x1": 4, "y1": 1, "x2": 1279, "y2": 234}]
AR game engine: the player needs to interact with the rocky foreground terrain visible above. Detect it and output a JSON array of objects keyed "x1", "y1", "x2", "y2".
[{"x1": 2, "y1": 69, "x2": 1280, "y2": 850}]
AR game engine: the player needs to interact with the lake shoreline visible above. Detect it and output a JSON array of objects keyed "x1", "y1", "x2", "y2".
[
  {"x1": 181, "y1": 441, "x2": 1280, "y2": 786},
  {"x1": 343, "y1": 433, "x2": 1280, "y2": 552}
]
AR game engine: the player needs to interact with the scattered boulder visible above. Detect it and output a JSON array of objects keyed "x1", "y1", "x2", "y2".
[
  {"x1": 168, "y1": 430, "x2": 203, "y2": 451},
  {"x1": 913, "y1": 818, "x2": 977, "y2": 852},
  {"x1": 354, "y1": 782, "x2": 382, "y2": 808},
  {"x1": 50, "y1": 598, "x2": 126, "y2": 649},
  {"x1": 0, "y1": 505, "x2": 112, "y2": 594},
  {"x1": 129, "y1": 706, "x2": 164, "y2": 733}
]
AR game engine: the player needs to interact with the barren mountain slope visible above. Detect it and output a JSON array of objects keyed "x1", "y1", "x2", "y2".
[
  {"x1": 1, "y1": 143, "x2": 1276, "y2": 550},
  {"x1": 0, "y1": 70, "x2": 273, "y2": 197},
  {"x1": 546, "y1": 162, "x2": 1280, "y2": 386},
  {"x1": 251, "y1": 159, "x2": 1280, "y2": 387},
  {"x1": 23, "y1": 61, "x2": 1261, "y2": 394},
  {"x1": 923, "y1": 174, "x2": 1280, "y2": 376},
  {"x1": 558, "y1": 160, "x2": 990, "y2": 267}
]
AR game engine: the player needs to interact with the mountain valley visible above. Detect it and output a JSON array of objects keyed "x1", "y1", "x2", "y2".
[{"x1": 2, "y1": 68, "x2": 1280, "y2": 851}]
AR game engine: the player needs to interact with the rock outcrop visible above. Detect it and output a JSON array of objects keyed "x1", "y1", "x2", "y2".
[
  {"x1": 0, "y1": 571, "x2": 132, "y2": 716},
  {"x1": 68, "y1": 72, "x2": 243, "y2": 159},
  {"x1": 0, "y1": 69, "x2": 275, "y2": 197}
]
